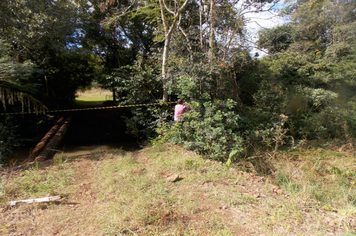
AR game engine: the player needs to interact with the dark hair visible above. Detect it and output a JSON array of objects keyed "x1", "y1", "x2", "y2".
[{"x1": 177, "y1": 98, "x2": 183, "y2": 104}]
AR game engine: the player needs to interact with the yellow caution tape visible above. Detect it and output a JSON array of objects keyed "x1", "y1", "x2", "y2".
[{"x1": 0, "y1": 101, "x2": 176, "y2": 116}]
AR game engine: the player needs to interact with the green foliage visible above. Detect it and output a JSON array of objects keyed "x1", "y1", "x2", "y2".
[
  {"x1": 0, "y1": 0, "x2": 97, "y2": 109},
  {"x1": 257, "y1": 25, "x2": 295, "y2": 54},
  {"x1": 252, "y1": 0, "x2": 356, "y2": 148},
  {"x1": 108, "y1": 56, "x2": 172, "y2": 139},
  {"x1": 0, "y1": 40, "x2": 45, "y2": 112},
  {"x1": 45, "y1": 48, "x2": 96, "y2": 108},
  {"x1": 241, "y1": 68, "x2": 346, "y2": 148},
  {"x1": 242, "y1": 108, "x2": 293, "y2": 154},
  {"x1": 325, "y1": 166, "x2": 356, "y2": 178},
  {"x1": 115, "y1": 57, "x2": 162, "y2": 104},
  {"x1": 156, "y1": 99, "x2": 243, "y2": 162},
  {"x1": 167, "y1": 76, "x2": 200, "y2": 101},
  {"x1": 99, "y1": 0, "x2": 158, "y2": 51},
  {"x1": 295, "y1": 107, "x2": 347, "y2": 140}
]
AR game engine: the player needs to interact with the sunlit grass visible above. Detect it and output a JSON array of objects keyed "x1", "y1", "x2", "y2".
[{"x1": 75, "y1": 88, "x2": 112, "y2": 107}]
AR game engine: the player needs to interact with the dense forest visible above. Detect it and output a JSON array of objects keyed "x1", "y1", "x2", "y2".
[{"x1": 1, "y1": 0, "x2": 356, "y2": 164}]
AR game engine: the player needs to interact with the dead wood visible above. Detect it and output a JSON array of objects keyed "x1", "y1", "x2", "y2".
[{"x1": 10, "y1": 196, "x2": 62, "y2": 206}]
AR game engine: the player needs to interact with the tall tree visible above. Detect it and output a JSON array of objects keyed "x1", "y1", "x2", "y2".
[
  {"x1": 99, "y1": 0, "x2": 190, "y2": 101},
  {"x1": 98, "y1": 0, "x2": 280, "y2": 104},
  {"x1": 159, "y1": 0, "x2": 190, "y2": 101},
  {"x1": 95, "y1": 0, "x2": 159, "y2": 101}
]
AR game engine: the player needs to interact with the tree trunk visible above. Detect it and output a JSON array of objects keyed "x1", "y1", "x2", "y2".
[
  {"x1": 162, "y1": 34, "x2": 171, "y2": 102},
  {"x1": 35, "y1": 117, "x2": 71, "y2": 162},
  {"x1": 113, "y1": 88, "x2": 116, "y2": 102},
  {"x1": 159, "y1": 0, "x2": 190, "y2": 102},
  {"x1": 199, "y1": 0, "x2": 204, "y2": 47},
  {"x1": 28, "y1": 116, "x2": 66, "y2": 162},
  {"x1": 209, "y1": 0, "x2": 215, "y2": 62}
]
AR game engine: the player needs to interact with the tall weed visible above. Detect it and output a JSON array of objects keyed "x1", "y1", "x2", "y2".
[{"x1": 273, "y1": 151, "x2": 356, "y2": 211}]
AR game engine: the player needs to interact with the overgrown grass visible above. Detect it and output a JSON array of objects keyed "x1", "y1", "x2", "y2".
[
  {"x1": 273, "y1": 148, "x2": 356, "y2": 212},
  {"x1": 0, "y1": 161, "x2": 74, "y2": 205},
  {"x1": 0, "y1": 144, "x2": 355, "y2": 235}
]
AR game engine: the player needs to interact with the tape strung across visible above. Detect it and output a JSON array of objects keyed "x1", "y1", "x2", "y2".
[{"x1": 0, "y1": 101, "x2": 176, "y2": 116}]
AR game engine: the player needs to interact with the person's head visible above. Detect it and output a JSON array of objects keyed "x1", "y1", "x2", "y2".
[{"x1": 177, "y1": 98, "x2": 183, "y2": 104}]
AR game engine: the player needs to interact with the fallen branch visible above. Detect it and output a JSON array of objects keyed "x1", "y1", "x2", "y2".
[{"x1": 10, "y1": 195, "x2": 62, "y2": 206}]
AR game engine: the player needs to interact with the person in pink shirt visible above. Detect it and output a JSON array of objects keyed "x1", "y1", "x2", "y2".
[{"x1": 174, "y1": 99, "x2": 191, "y2": 123}]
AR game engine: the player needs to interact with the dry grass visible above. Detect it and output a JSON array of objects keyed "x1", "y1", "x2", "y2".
[{"x1": 0, "y1": 144, "x2": 356, "y2": 235}]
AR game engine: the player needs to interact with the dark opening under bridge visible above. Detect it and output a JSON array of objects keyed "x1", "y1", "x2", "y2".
[{"x1": 6, "y1": 101, "x2": 176, "y2": 163}]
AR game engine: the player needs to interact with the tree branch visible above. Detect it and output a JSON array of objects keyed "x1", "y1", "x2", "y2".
[
  {"x1": 161, "y1": 0, "x2": 176, "y2": 15},
  {"x1": 178, "y1": 16, "x2": 193, "y2": 56}
]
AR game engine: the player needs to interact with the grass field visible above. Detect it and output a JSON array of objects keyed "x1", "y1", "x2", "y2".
[
  {"x1": 1, "y1": 143, "x2": 356, "y2": 235},
  {"x1": 75, "y1": 88, "x2": 113, "y2": 107}
]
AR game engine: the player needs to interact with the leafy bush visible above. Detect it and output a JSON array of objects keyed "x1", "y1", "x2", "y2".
[
  {"x1": 242, "y1": 77, "x2": 347, "y2": 151},
  {"x1": 155, "y1": 98, "x2": 243, "y2": 162},
  {"x1": 294, "y1": 107, "x2": 347, "y2": 140},
  {"x1": 241, "y1": 107, "x2": 293, "y2": 155}
]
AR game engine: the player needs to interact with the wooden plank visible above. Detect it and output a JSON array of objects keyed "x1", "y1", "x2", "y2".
[{"x1": 10, "y1": 196, "x2": 61, "y2": 206}]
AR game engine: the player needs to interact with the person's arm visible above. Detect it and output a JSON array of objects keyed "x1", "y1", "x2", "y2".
[{"x1": 183, "y1": 103, "x2": 191, "y2": 110}]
